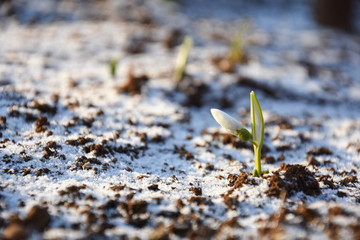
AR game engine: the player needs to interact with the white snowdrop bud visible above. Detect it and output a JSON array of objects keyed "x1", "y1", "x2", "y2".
[{"x1": 210, "y1": 109, "x2": 243, "y2": 136}]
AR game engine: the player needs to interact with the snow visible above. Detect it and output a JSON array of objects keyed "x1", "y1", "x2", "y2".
[{"x1": 0, "y1": 0, "x2": 360, "y2": 239}]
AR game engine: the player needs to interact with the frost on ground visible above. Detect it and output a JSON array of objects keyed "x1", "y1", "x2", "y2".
[{"x1": 0, "y1": 0, "x2": 360, "y2": 239}]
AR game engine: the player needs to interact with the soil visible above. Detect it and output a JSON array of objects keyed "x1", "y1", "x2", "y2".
[{"x1": 0, "y1": 0, "x2": 360, "y2": 239}]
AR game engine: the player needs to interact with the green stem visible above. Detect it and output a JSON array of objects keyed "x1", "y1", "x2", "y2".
[
  {"x1": 254, "y1": 146, "x2": 261, "y2": 176},
  {"x1": 249, "y1": 139, "x2": 257, "y2": 147}
]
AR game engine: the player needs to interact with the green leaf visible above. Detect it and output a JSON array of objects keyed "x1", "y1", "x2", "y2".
[{"x1": 250, "y1": 91, "x2": 264, "y2": 149}]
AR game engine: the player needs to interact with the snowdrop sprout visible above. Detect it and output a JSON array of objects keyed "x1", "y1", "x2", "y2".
[
  {"x1": 174, "y1": 35, "x2": 193, "y2": 83},
  {"x1": 229, "y1": 22, "x2": 249, "y2": 63},
  {"x1": 210, "y1": 91, "x2": 266, "y2": 177},
  {"x1": 109, "y1": 58, "x2": 119, "y2": 78}
]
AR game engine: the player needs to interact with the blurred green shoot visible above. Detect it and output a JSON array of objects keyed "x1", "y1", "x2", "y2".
[
  {"x1": 229, "y1": 22, "x2": 249, "y2": 63},
  {"x1": 174, "y1": 36, "x2": 193, "y2": 83},
  {"x1": 109, "y1": 58, "x2": 119, "y2": 78}
]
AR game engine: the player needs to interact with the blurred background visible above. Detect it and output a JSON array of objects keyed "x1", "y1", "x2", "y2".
[{"x1": 0, "y1": 0, "x2": 359, "y2": 33}]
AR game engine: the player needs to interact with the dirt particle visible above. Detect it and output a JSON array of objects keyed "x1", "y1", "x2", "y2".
[
  {"x1": 187, "y1": 196, "x2": 206, "y2": 205},
  {"x1": 205, "y1": 163, "x2": 214, "y2": 171},
  {"x1": 102, "y1": 199, "x2": 120, "y2": 210},
  {"x1": 169, "y1": 218, "x2": 192, "y2": 237},
  {"x1": 318, "y1": 175, "x2": 336, "y2": 189},
  {"x1": 76, "y1": 156, "x2": 101, "y2": 170},
  {"x1": 32, "y1": 101, "x2": 56, "y2": 115},
  {"x1": 151, "y1": 135, "x2": 165, "y2": 143},
  {"x1": 340, "y1": 175, "x2": 357, "y2": 186},
  {"x1": 117, "y1": 69, "x2": 149, "y2": 95},
  {"x1": 84, "y1": 195, "x2": 97, "y2": 201},
  {"x1": 173, "y1": 145, "x2": 194, "y2": 160},
  {"x1": 109, "y1": 183, "x2": 126, "y2": 192},
  {"x1": 149, "y1": 223, "x2": 169, "y2": 240},
  {"x1": 175, "y1": 199, "x2": 184, "y2": 210},
  {"x1": 126, "y1": 215, "x2": 149, "y2": 228},
  {"x1": 126, "y1": 192, "x2": 136, "y2": 201},
  {"x1": 336, "y1": 190, "x2": 347, "y2": 197},
  {"x1": 307, "y1": 156, "x2": 320, "y2": 166},
  {"x1": 164, "y1": 28, "x2": 183, "y2": 49},
  {"x1": 219, "y1": 217, "x2": 241, "y2": 229},
  {"x1": 211, "y1": 56, "x2": 234, "y2": 73},
  {"x1": 139, "y1": 133, "x2": 147, "y2": 143},
  {"x1": 148, "y1": 184, "x2": 159, "y2": 191},
  {"x1": 263, "y1": 155, "x2": 276, "y2": 164},
  {"x1": 84, "y1": 143, "x2": 110, "y2": 157},
  {"x1": 228, "y1": 172, "x2": 256, "y2": 189},
  {"x1": 25, "y1": 205, "x2": 50, "y2": 231},
  {"x1": 58, "y1": 184, "x2": 86, "y2": 199},
  {"x1": 35, "y1": 116, "x2": 49, "y2": 133},
  {"x1": 350, "y1": 223, "x2": 360, "y2": 240},
  {"x1": 328, "y1": 206, "x2": 349, "y2": 219},
  {"x1": 294, "y1": 205, "x2": 319, "y2": 223},
  {"x1": 36, "y1": 168, "x2": 50, "y2": 176},
  {"x1": 3, "y1": 223, "x2": 29, "y2": 240},
  {"x1": 66, "y1": 137, "x2": 93, "y2": 146},
  {"x1": 0, "y1": 116, "x2": 6, "y2": 129},
  {"x1": 307, "y1": 146, "x2": 333, "y2": 156},
  {"x1": 121, "y1": 200, "x2": 148, "y2": 215},
  {"x1": 223, "y1": 195, "x2": 238, "y2": 210},
  {"x1": 189, "y1": 187, "x2": 202, "y2": 196},
  {"x1": 276, "y1": 144, "x2": 292, "y2": 151}
]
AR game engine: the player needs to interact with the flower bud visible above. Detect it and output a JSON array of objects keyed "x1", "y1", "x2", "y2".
[
  {"x1": 210, "y1": 109, "x2": 243, "y2": 136},
  {"x1": 236, "y1": 128, "x2": 251, "y2": 141}
]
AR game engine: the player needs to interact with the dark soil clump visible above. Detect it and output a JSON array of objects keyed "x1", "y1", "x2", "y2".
[
  {"x1": 66, "y1": 137, "x2": 93, "y2": 146},
  {"x1": 84, "y1": 143, "x2": 110, "y2": 157},
  {"x1": 228, "y1": 172, "x2": 257, "y2": 189},
  {"x1": 118, "y1": 70, "x2": 149, "y2": 95},
  {"x1": 266, "y1": 164, "x2": 321, "y2": 198}
]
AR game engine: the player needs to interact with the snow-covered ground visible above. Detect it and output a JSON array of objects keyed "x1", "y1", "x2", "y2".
[{"x1": 0, "y1": 0, "x2": 360, "y2": 239}]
